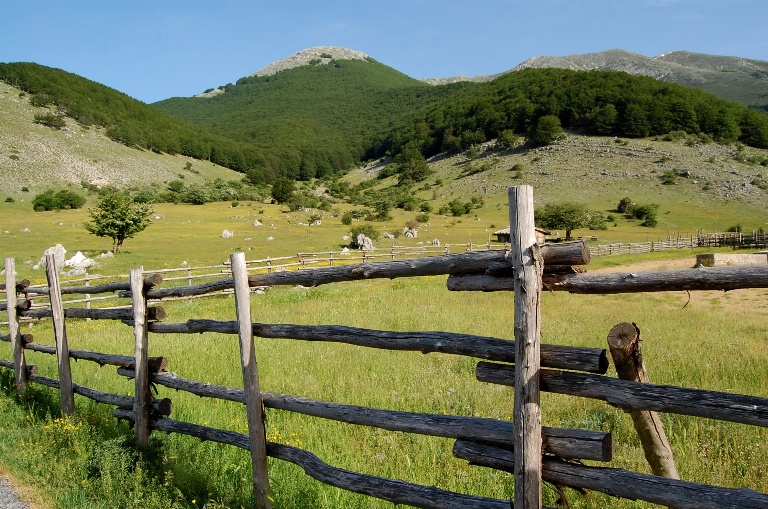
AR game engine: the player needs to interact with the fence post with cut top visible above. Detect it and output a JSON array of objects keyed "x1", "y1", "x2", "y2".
[
  {"x1": 231, "y1": 252, "x2": 271, "y2": 508},
  {"x1": 509, "y1": 185, "x2": 543, "y2": 509}
]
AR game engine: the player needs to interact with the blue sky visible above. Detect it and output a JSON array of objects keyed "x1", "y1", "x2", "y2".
[{"x1": 1, "y1": 0, "x2": 766, "y2": 104}]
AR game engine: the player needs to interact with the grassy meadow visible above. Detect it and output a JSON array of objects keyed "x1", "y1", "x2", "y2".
[
  {"x1": 0, "y1": 216, "x2": 768, "y2": 509},
  {"x1": 2, "y1": 136, "x2": 768, "y2": 508},
  {"x1": 1, "y1": 244, "x2": 767, "y2": 508}
]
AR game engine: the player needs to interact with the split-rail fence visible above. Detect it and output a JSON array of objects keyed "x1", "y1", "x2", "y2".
[{"x1": 2, "y1": 185, "x2": 768, "y2": 509}]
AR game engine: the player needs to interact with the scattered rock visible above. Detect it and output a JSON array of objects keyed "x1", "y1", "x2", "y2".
[
  {"x1": 253, "y1": 220, "x2": 262, "y2": 226},
  {"x1": 353, "y1": 234, "x2": 374, "y2": 250},
  {"x1": 33, "y1": 244, "x2": 67, "y2": 270},
  {"x1": 222, "y1": 230, "x2": 234, "y2": 239}
]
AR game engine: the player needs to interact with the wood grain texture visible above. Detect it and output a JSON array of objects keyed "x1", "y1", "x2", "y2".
[
  {"x1": 45, "y1": 254, "x2": 75, "y2": 415},
  {"x1": 607, "y1": 322, "x2": 679, "y2": 479},
  {"x1": 231, "y1": 252, "x2": 271, "y2": 508},
  {"x1": 508, "y1": 186, "x2": 543, "y2": 509},
  {"x1": 477, "y1": 362, "x2": 768, "y2": 427}
]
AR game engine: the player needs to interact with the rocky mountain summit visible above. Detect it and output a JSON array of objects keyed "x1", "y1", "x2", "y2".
[{"x1": 251, "y1": 46, "x2": 371, "y2": 76}]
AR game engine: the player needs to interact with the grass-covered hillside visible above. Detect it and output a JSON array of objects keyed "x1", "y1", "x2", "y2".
[
  {"x1": 0, "y1": 81, "x2": 243, "y2": 197},
  {"x1": 153, "y1": 58, "x2": 460, "y2": 182},
  {"x1": 0, "y1": 63, "x2": 262, "y2": 173}
]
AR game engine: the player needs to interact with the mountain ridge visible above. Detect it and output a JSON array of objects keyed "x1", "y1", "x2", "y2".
[{"x1": 417, "y1": 48, "x2": 768, "y2": 109}]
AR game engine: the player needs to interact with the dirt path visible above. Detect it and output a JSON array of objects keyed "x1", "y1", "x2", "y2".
[{"x1": 0, "y1": 476, "x2": 29, "y2": 509}]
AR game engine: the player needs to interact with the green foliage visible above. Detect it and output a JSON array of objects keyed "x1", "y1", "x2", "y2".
[
  {"x1": 661, "y1": 170, "x2": 679, "y2": 185},
  {"x1": 528, "y1": 114, "x2": 564, "y2": 146},
  {"x1": 625, "y1": 202, "x2": 660, "y2": 227},
  {"x1": 373, "y1": 68, "x2": 768, "y2": 163},
  {"x1": 349, "y1": 223, "x2": 379, "y2": 240},
  {"x1": 616, "y1": 197, "x2": 635, "y2": 213},
  {"x1": 5, "y1": 196, "x2": 14, "y2": 203},
  {"x1": 32, "y1": 189, "x2": 86, "y2": 211},
  {"x1": 415, "y1": 212, "x2": 430, "y2": 223},
  {"x1": 33, "y1": 112, "x2": 66, "y2": 129},
  {"x1": 0, "y1": 62, "x2": 265, "y2": 176},
  {"x1": 270, "y1": 177, "x2": 296, "y2": 204},
  {"x1": 535, "y1": 201, "x2": 601, "y2": 240},
  {"x1": 440, "y1": 198, "x2": 476, "y2": 217},
  {"x1": 495, "y1": 129, "x2": 519, "y2": 150},
  {"x1": 393, "y1": 146, "x2": 433, "y2": 185},
  {"x1": 84, "y1": 192, "x2": 153, "y2": 253}
]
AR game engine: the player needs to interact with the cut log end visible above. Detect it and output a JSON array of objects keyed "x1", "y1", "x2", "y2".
[{"x1": 607, "y1": 322, "x2": 639, "y2": 351}]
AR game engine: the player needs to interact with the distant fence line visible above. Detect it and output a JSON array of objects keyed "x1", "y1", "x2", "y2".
[
  {"x1": 3, "y1": 230, "x2": 765, "y2": 322},
  {"x1": 588, "y1": 230, "x2": 767, "y2": 257}
]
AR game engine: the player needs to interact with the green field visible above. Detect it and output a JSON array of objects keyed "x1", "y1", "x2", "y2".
[{"x1": 1, "y1": 242, "x2": 767, "y2": 508}]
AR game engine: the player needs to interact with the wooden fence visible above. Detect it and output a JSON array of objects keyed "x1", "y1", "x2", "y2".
[
  {"x1": 2, "y1": 185, "x2": 768, "y2": 509},
  {"x1": 589, "y1": 230, "x2": 768, "y2": 256}
]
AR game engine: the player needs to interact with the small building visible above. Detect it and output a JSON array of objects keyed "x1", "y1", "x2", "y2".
[{"x1": 493, "y1": 227, "x2": 551, "y2": 244}]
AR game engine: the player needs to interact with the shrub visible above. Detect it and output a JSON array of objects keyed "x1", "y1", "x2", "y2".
[
  {"x1": 415, "y1": 212, "x2": 430, "y2": 223},
  {"x1": 661, "y1": 170, "x2": 678, "y2": 185},
  {"x1": 617, "y1": 197, "x2": 635, "y2": 214},
  {"x1": 349, "y1": 224, "x2": 379, "y2": 240},
  {"x1": 132, "y1": 190, "x2": 155, "y2": 204},
  {"x1": 32, "y1": 189, "x2": 86, "y2": 211},
  {"x1": 33, "y1": 112, "x2": 66, "y2": 129}
]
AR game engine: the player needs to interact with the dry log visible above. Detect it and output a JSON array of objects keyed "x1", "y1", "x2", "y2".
[
  {"x1": 0, "y1": 333, "x2": 33, "y2": 344},
  {"x1": 0, "y1": 359, "x2": 37, "y2": 376},
  {"x1": 21, "y1": 306, "x2": 166, "y2": 321},
  {"x1": 24, "y1": 273, "x2": 162, "y2": 296},
  {"x1": 144, "y1": 320, "x2": 608, "y2": 374},
  {"x1": 608, "y1": 322, "x2": 679, "y2": 479},
  {"x1": 0, "y1": 299, "x2": 32, "y2": 312},
  {"x1": 23, "y1": 342, "x2": 167, "y2": 371},
  {"x1": 476, "y1": 362, "x2": 768, "y2": 427},
  {"x1": 111, "y1": 409, "x2": 524, "y2": 509},
  {"x1": 448, "y1": 265, "x2": 768, "y2": 293},
  {"x1": 508, "y1": 185, "x2": 543, "y2": 509},
  {"x1": 130, "y1": 268, "x2": 151, "y2": 447},
  {"x1": 4, "y1": 257, "x2": 27, "y2": 393},
  {"x1": 46, "y1": 254, "x2": 75, "y2": 415},
  {"x1": 116, "y1": 369, "x2": 612, "y2": 461},
  {"x1": 128, "y1": 242, "x2": 589, "y2": 299},
  {"x1": 453, "y1": 439, "x2": 768, "y2": 509},
  {"x1": 0, "y1": 279, "x2": 30, "y2": 292},
  {"x1": 230, "y1": 251, "x2": 271, "y2": 508},
  {"x1": 25, "y1": 374, "x2": 171, "y2": 415}
]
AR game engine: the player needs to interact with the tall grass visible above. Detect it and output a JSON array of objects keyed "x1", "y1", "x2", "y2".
[{"x1": 1, "y1": 270, "x2": 766, "y2": 508}]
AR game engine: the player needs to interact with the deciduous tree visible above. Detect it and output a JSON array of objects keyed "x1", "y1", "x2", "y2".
[{"x1": 84, "y1": 192, "x2": 153, "y2": 253}]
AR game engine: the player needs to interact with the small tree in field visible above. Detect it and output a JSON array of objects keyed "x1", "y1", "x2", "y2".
[
  {"x1": 84, "y1": 192, "x2": 153, "y2": 253},
  {"x1": 536, "y1": 201, "x2": 596, "y2": 240}
]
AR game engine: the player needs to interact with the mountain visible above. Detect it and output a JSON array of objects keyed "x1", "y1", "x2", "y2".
[
  {"x1": 513, "y1": 49, "x2": 768, "y2": 110},
  {"x1": 153, "y1": 46, "x2": 460, "y2": 182}
]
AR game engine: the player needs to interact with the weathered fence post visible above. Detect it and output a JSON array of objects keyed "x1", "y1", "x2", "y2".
[
  {"x1": 4, "y1": 258, "x2": 27, "y2": 393},
  {"x1": 607, "y1": 322, "x2": 679, "y2": 480},
  {"x1": 509, "y1": 185, "x2": 543, "y2": 509},
  {"x1": 230, "y1": 252, "x2": 271, "y2": 509},
  {"x1": 130, "y1": 267, "x2": 151, "y2": 447},
  {"x1": 45, "y1": 254, "x2": 75, "y2": 415}
]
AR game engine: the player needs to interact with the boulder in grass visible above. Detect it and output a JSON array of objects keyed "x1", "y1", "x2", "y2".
[
  {"x1": 222, "y1": 230, "x2": 234, "y2": 239},
  {"x1": 33, "y1": 244, "x2": 67, "y2": 270}
]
